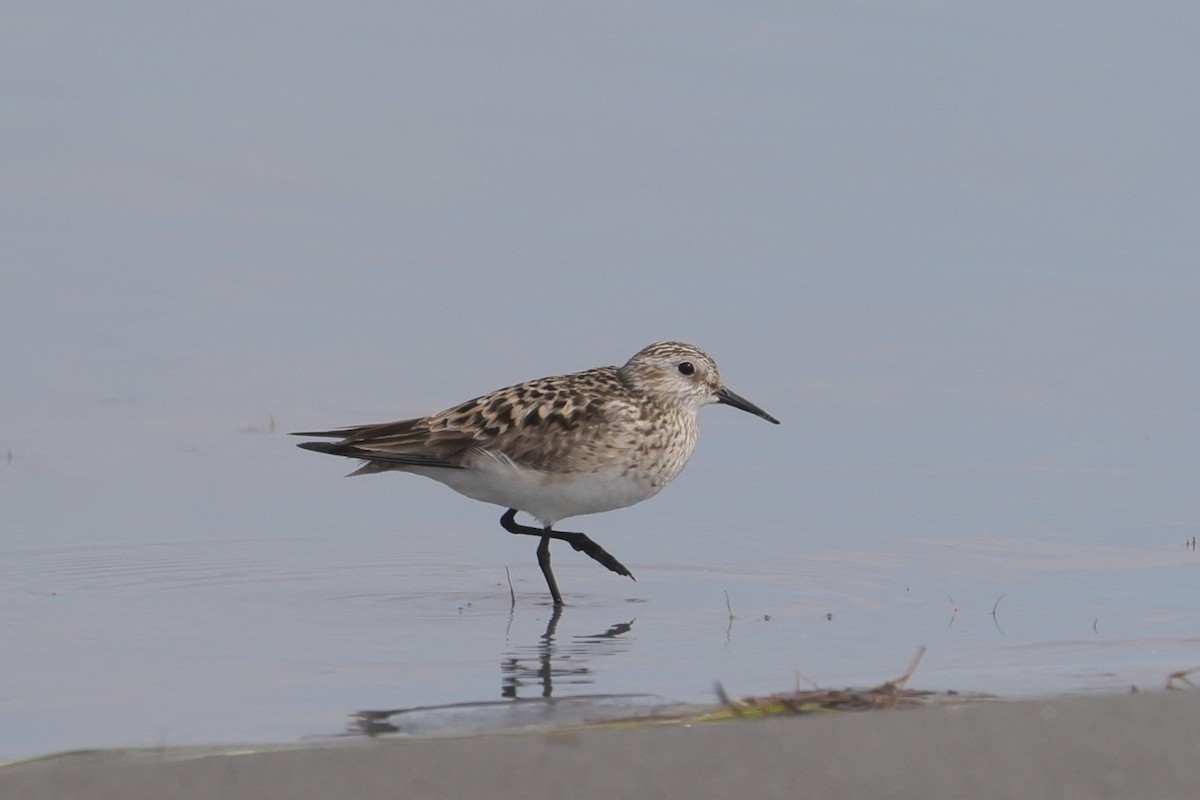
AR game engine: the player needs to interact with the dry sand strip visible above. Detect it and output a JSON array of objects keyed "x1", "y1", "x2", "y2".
[{"x1": 3, "y1": 690, "x2": 1199, "y2": 800}]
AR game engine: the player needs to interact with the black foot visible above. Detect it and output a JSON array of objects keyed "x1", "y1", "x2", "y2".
[{"x1": 556, "y1": 531, "x2": 634, "y2": 579}]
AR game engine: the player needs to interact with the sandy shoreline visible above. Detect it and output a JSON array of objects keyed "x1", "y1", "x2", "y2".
[{"x1": 3, "y1": 689, "x2": 1199, "y2": 800}]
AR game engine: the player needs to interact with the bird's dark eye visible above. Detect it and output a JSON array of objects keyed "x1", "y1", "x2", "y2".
[{"x1": 677, "y1": 361, "x2": 695, "y2": 376}]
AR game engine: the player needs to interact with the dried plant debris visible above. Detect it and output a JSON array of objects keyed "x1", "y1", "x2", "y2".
[{"x1": 704, "y1": 646, "x2": 989, "y2": 722}]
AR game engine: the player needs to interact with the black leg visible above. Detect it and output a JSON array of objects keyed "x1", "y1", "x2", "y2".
[
  {"x1": 535, "y1": 535, "x2": 563, "y2": 606},
  {"x1": 500, "y1": 509, "x2": 635, "y2": 604}
]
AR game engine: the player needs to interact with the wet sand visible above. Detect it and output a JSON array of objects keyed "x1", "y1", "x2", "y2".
[{"x1": 3, "y1": 690, "x2": 1199, "y2": 800}]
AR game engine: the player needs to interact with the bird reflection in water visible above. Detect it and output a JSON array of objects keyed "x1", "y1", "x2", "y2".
[
  {"x1": 501, "y1": 606, "x2": 635, "y2": 699},
  {"x1": 351, "y1": 611, "x2": 638, "y2": 736}
]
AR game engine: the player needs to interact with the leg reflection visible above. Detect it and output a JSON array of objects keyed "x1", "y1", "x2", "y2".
[{"x1": 500, "y1": 608, "x2": 635, "y2": 700}]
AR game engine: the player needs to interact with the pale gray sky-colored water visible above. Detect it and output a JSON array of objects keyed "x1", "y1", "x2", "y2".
[{"x1": 2, "y1": 2, "x2": 1198, "y2": 759}]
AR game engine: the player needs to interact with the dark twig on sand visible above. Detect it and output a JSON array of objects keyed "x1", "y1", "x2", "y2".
[{"x1": 1166, "y1": 665, "x2": 1200, "y2": 690}]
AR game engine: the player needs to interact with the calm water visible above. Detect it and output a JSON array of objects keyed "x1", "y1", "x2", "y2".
[
  {"x1": 2, "y1": 415, "x2": 1196, "y2": 760},
  {"x1": 3, "y1": 2, "x2": 1198, "y2": 761}
]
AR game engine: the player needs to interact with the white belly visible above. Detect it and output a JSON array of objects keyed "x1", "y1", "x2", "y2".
[{"x1": 406, "y1": 458, "x2": 668, "y2": 527}]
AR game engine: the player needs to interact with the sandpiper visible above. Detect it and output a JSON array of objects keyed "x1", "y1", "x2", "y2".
[{"x1": 293, "y1": 341, "x2": 779, "y2": 605}]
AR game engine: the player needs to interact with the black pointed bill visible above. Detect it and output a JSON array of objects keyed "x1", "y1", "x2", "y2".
[{"x1": 715, "y1": 386, "x2": 780, "y2": 424}]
